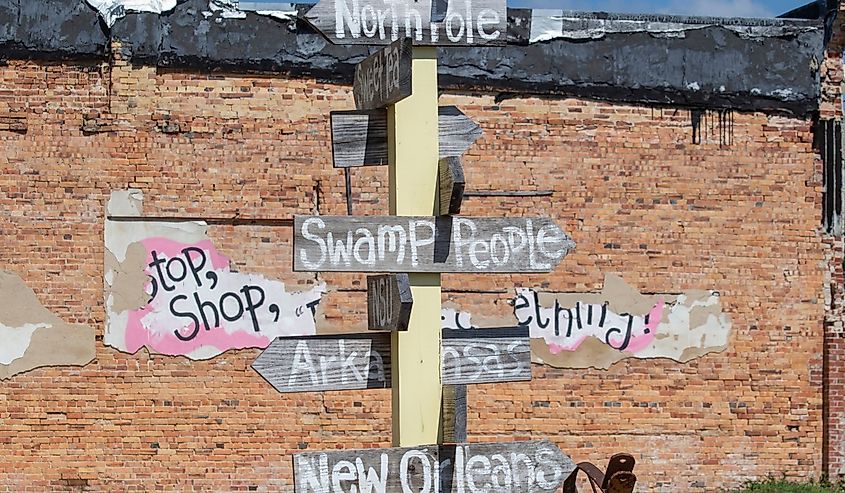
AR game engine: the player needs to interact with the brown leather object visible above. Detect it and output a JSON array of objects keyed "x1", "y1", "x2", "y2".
[{"x1": 562, "y1": 453, "x2": 637, "y2": 493}]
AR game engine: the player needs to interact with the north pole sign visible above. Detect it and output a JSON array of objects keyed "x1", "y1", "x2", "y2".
[{"x1": 304, "y1": 0, "x2": 507, "y2": 47}]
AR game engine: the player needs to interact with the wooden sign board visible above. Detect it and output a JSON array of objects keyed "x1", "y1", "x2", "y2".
[
  {"x1": 251, "y1": 333, "x2": 391, "y2": 393},
  {"x1": 293, "y1": 440, "x2": 575, "y2": 493},
  {"x1": 439, "y1": 440, "x2": 576, "y2": 493},
  {"x1": 303, "y1": 0, "x2": 507, "y2": 47},
  {"x1": 294, "y1": 445, "x2": 439, "y2": 493},
  {"x1": 441, "y1": 327, "x2": 531, "y2": 385},
  {"x1": 294, "y1": 215, "x2": 574, "y2": 273},
  {"x1": 354, "y1": 38, "x2": 413, "y2": 110},
  {"x1": 439, "y1": 157, "x2": 465, "y2": 216},
  {"x1": 368, "y1": 273, "x2": 413, "y2": 331},
  {"x1": 330, "y1": 106, "x2": 482, "y2": 168}
]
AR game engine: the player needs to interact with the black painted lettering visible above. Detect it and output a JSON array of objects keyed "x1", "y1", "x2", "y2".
[
  {"x1": 171, "y1": 294, "x2": 200, "y2": 341},
  {"x1": 182, "y1": 246, "x2": 207, "y2": 287},
  {"x1": 193, "y1": 292, "x2": 220, "y2": 331},
  {"x1": 149, "y1": 250, "x2": 174, "y2": 292},
  {"x1": 241, "y1": 285, "x2": 266, "y2": 332}
]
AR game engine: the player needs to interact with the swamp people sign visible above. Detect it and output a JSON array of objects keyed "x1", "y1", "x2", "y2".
[{"x1": 293, "y1": 215, "x2": 574, "y2": 273}]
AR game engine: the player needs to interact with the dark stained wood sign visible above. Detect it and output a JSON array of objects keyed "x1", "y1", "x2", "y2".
[
  {"x1": 251, "y1": 333, "x2": 391, "y2": 393},
  {"x1": 354, "y1": 38, "x2": 413, "y2": 110},
  {"x1": 439, "y1": 157, "x2": 465, "y2": 216},
  {"x1": 303, "y1": 0, "x2": 507, "y2": 47},
  {"x1": 441, "y1": 327, "x2": 531, "y2": 385},
  {"x1": 368, "y1": 273, "x2": 413, "y2": 331},
  {"x1": 293, "y1": 440, "x2": 575, "y2": 493},
  {"x1": 294, "y1": 215, "x2": 574, "y2": 273},
  {"x1": 330, "y1": 106, "x2": 482, "y2": 168}
]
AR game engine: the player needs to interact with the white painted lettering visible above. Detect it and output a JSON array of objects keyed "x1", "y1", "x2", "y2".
[
  {"x1": 289, "y1": 341, "x2": 320, "y2": 387},
  {"x1": 332, "y1": 460, "x2": 358, "y2": 493},
  {"x1": 300, "y1": 217, "x2": 327, "y2": 270},
  {"x1": 335, "y1": 0, "x2": 361, "y2": 39},
  {"x1": 297, "y1": 454, "x2": 330, "y2": 493},
  {"x1": 476, "y1": 9, "x2": 500, "y2": 40},
  {"x1": 400, "y1": 450, "x2": 433, "y2": 493},
  {"x1": 356, "y1": 455, "x2": 388, "y2": 493}
]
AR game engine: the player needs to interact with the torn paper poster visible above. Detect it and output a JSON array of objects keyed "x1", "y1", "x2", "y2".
[
  {"x1": 86, "y1": 0, "x2": 177, "y2": 27},
  {"x1": 439, "y1": 274, "x2": 732, "y2": 370},
  {"x1": 515, "y1": 275, "x2": 731, "y2": 369},
  {"x1": 104, "y1": 190, "x2": 325, "y2": 360},
  {"x1": 207, "y1": 0, "x2": 296, "y2": 21},
  {"x1": 0, "y1": 271, "x2": 96, "y2": 379}
]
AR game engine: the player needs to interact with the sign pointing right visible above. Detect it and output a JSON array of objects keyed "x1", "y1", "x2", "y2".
[{"x1": 293, "y1": 440, "x2": 575, "y2": 493}]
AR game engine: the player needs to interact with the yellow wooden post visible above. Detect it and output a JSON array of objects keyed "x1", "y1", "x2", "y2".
[{"x1": 388, "y1": 46, "x2": 441, "y2": 447}]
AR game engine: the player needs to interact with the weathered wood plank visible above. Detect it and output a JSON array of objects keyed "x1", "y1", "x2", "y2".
[
  {"x1": 354, "y1": 38, "x2": 413, "y2": 110},
  {"x1": 304, "y1": 0, "x2": 507, "y2": 47},
  {"x1": 439, "y1": 156, "x2": 465, "y2": 216},
  {"x1": 251, "y1": 333, "x2": 391, "y2": 393},
  {"x1": 441, "y1": 327, "x2": 531, "y2": 385},
  {"x1": 293, "y1": 215, "x2": 574, "y2": 273},
  {"x1": 330, "y1": 106, "x2": 482, "y2": 168},
  {"x1": 439, "y1": 440, "x2": 576, "y2": 493},
  {"x1": 440, "y1": 384, "x2": 467, "y2": 443},
  {"x1": 294, "y1": 440, "x2": 575, "y2": 493},
  {"x1": 293, "y1": 445, "x2": 439, "y2": 493},
  {"x1": 367, "y1": 273, "x2": 413, "y2": 331}
]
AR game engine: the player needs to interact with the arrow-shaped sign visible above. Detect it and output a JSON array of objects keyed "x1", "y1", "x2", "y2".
[
  {"x1": 330, "y1": 106, "x2": 482, "y2": 168},
  {"x1": 251, "y1": 333, "x2": 392, "y2": 393},
  {"x1": 293, "y1": 440, "x2": 575, "y2": 493},
  {"x1": 253, "y1": 327, "x2": 531, "y2": 393},
  {"x1": 354, "y1": 38, "x2": 413, "y2": 110},
  {"x1": 303, "y1": 0, "x2": 507, "y2": 47},
  {"x1": 294, "y1": 215, "x2": 574, "y2": 273}
]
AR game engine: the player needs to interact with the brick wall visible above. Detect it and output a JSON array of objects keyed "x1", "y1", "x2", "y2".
[{"x1": 0, "y1": 42, "x2": 828, "y2": 491}]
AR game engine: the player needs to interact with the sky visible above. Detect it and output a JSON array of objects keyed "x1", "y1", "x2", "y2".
[{"x1": 506, "y1": 0, "x2": 809, "y2": 17}]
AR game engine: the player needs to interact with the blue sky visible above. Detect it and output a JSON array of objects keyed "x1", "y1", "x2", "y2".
[{"x1": 507, "y1": 0, "x2": 808, "y2": 17}]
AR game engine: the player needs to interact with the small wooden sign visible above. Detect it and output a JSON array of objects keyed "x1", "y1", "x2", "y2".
[
  {"x1": 303, "y1": 0, "x2": 507, "y2": 47},
  {"x1": 293, "y1": 440, "x2": 575, "y2": 493},
  {"x1": 439, "y1": 156, "x2": 465, "y2": 216},
  {"x1": 440, "y1": 384, "x2": 467, "y2": 444},
  {"x1": 251, "y1": 333, "x2": 391, "y2": 393},
  {"x1": 354, "y1": 38, "x2": 413, "y2": 110},
  {"x1": 368, "y1": 273, "x2": 413, "y2": 331},
  {"x1": 441, "y1": 327, "x2": 531, "y2": 385},
  {"x1": 330, "y1": 106, "x2": 482, "y2": 168},
  {"x1": 294, "y1": 215, "x2": 574, "y2": 273}
]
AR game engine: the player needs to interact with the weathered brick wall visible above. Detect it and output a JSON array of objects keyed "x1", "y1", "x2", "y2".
[
  {"x1": 0, "y1": 43, "x2": 826, "y2": 492},
  {"x1": 819, "y1": 2, "x2": 845, "y2": 479}
]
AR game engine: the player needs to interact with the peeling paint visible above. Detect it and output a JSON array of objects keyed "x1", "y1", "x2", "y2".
[
  {"x1": 527, "y1": 10, "x2": 822, "y2": 44},
  {"x1": 86, "y1": 0, "x2": 177, "y2": 27},
  {"x1": 104, "y1": 191, "x2": 325, "y2": 360},
  {"x1": 0, "y1": 271, "x2": 96, "y2": 379},
  {"x1": 440, "y1": 274, "x2": 731, "y2": 369}
]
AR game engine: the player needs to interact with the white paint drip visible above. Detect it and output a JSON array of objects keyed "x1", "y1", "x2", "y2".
[{"x1": 0, "y1": 323, "x2": 47, "y2": 365}]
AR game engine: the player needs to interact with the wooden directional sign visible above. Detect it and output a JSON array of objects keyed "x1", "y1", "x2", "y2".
[
  {"x1": 293, "y1": 444, "x2": 439, "y2": 493},
  {"x1": 368, "y1": 273, "x2": 413, "y2": 331},
  {"x1": 439, "y1": 157, "x2": 465, "y2": 216},
  {"x1": 354, "y1": 38, "x2": 413, "y2": 110},
  {"x1": 251, "y1": 333, "x2": 391, "y2": 393},
  {"x1": 441, "y1": 327, "x2": 531, "y2": 385},
  {"x1": 293, "y1": 440, "x2": 575, "y2": 493},
  {"x1": 330, "y1": 106, "x2": 482, "y2": 168},
  {"x1": 294, "y1": 215, "x2": 574, "y2": 273},
  {"x1": 303, "y1": 0, "x2": 507, "y2": 47},
  {"x1": 439, "y1": 440, "x2": 576, "y2": 493}
]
